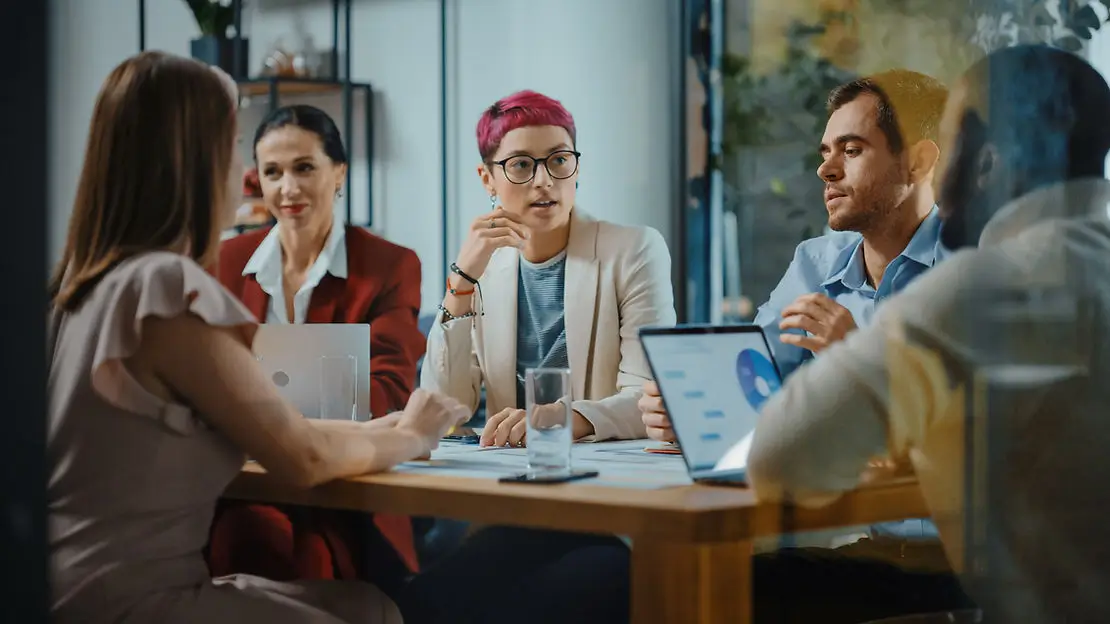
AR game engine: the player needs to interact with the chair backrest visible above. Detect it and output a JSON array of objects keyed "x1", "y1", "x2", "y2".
[{"x1": 414, "y1": 312, "x2": 437, "y2": 386}]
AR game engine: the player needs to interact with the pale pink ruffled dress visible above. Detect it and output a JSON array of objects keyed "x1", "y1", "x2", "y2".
[{"x1": 47, "y1": 252, "x2": 400, "y2": 624}]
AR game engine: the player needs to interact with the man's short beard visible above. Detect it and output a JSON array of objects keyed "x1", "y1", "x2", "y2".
[
  {"x1": 828, "y1": 207, "x2": 879, "y2": 233},
  {"x1": 829, "y1": 177, "x2": 908, "y2": 234},
  {"x1": 939, "y1": 112, "x2": 996, "y2": 249}
]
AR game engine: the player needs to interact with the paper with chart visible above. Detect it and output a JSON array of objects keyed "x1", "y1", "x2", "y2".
[{"x1": 396, "y1": 439, "x2": 693, "y2": 489}]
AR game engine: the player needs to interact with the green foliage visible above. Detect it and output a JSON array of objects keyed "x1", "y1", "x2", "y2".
[
  {"x1": 719, "y1": 0, "x2": 1110, "y2": 178},
  {"x1": 184, "y1": 0, "x2": 237, "y2": 37},
  {"x1": 718, "y1": 0, "x2": 1110, "y2": 305},
  {"x1": 720, "y1": 16, "x2": 855, "y2": 171},
  {"x1": 877, "y1": 0, "x2": 1108, "y2": 52}
]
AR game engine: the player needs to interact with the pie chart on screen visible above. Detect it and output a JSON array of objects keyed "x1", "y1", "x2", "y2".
[{"x1": 736, "y1": 349, "x2": 781, "y2": 411}]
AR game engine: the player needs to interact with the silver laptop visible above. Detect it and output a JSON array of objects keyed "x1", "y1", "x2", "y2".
[
  {"x1": 639, "y1": 324, "x2": 784, "y2": 485},
  {"x1": 253, "y1": 324, "x2": 371, "y2": 421}
]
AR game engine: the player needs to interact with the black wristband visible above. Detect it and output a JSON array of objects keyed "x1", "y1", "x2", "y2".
[{"x1": 450, "y1": 262, "x2": 479, "y2": 285}]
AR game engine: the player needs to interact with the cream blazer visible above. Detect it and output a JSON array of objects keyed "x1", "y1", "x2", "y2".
[{"x1": 421, "y1": 211, "x2": 677, "y2": 441}]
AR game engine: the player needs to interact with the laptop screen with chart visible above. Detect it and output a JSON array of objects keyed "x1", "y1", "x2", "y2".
[{"x1": 639, "y1": 325, "x2": 783, "y2": 481}]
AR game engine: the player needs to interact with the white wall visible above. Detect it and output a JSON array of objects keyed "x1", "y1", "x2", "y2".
[{"x1": 49, "y1": 0, "x2": 677, "y2": 311}]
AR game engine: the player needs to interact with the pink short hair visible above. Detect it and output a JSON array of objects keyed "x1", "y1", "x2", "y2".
[{"x1": 476, "y1": 90, "x2": 577, "y2": 162}]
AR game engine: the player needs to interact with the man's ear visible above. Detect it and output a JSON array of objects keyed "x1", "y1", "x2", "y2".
[
  {"x1": 976, "y1": 143, "x2": 997, "y2": 191},
  {"x1": 908, "y1": 140, "x2": 941, "y2": 185}
]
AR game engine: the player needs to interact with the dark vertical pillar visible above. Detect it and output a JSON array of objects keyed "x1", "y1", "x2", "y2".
[
  {"x1": 440, "y1": 0, "x2": 450, "y2": 287},
  {"x1": 343, "y1": 0, "x2": 353, "y2": 224},
  {"x1": 138, "y1": 0, "x2": 146, "y2": 51},
  {"x1": 0, "y1": 0, "x2": 50, "y2": 621},
  {"x1": 671, "y1": 0, "x2": 690, "y2": 322},
  {"x1": 683, "y1": 0, "x2": 715, "y2": 323}
]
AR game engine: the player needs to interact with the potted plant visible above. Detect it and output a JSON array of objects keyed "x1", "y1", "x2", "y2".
[{"x1": 184, "y1": 0, "x2": 248, "y2": 78}]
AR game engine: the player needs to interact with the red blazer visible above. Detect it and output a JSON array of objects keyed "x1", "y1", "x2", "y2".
[
  {"x1": 210, "y1": 225, "x2": 425, "y2": 578},
  {"x1": 218, "y1": 225, "x2": 426, "y2": 417}
]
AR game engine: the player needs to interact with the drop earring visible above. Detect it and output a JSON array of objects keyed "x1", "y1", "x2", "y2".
[
  {"x1": 336, "y1": 188, "x2": 343, "y2": 198},
  {"x1": 489, "y1": 194, "x2": 497, "y2": 209},
  {"x1": 575, "y1": 181, "x2": 579, "y2": 189}
]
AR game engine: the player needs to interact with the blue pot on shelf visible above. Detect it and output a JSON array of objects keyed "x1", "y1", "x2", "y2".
[{"x1": 190, "y1": 35, "x2": 249, "y2": 78}]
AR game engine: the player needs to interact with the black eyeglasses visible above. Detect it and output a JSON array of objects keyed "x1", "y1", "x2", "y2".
[{"x1": 491, "y1": 150, "x2": 581, "y2": 184}]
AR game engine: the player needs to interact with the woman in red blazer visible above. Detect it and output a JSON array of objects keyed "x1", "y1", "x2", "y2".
[{"x1": 210, "y1": 104, "x2": 424, "y2": 597}]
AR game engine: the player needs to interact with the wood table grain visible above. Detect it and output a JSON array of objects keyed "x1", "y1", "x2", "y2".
[{"x1": 227, "y1": 464, "x2": 927, "y2": 623}]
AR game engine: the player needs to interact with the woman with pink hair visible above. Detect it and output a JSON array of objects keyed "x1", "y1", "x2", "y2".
[{"x1": 421, "y1": 89, "x2": 676, "y2": 446}]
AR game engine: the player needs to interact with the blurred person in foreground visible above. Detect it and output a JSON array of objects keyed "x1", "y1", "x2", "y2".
[{"x1": 749, "y1": 44, "x2": 1110, "y2": 623}]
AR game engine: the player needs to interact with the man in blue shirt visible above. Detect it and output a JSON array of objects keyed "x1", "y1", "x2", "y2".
[
  {"x1": 646, "y1": 70, "x2": 949, "y2": 536},
  {"x1": 755, "y1": 71, "x2": 950, "y2": 547},
  {"x1": 758, "y1": 69, "x2": 951, "y2": 378},
  {"x1": 639, "y1": 69, "x2": 969, "y2": 619},
  {"x1": 642, "y1": 68, "x2": 950, "y2": 448}
]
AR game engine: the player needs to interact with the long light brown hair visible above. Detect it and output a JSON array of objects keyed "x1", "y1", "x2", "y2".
[{"x1": 49, "y1": 51, "x2": 238, "y2": 310}]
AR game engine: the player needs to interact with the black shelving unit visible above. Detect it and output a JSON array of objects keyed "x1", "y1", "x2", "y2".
[{"x1": 139, "y1": 0, "x2": 373, "y2": 227}]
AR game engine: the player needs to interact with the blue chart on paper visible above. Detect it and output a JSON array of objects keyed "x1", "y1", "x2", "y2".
[{"x1": 735, "y1": 348, "x2": 781, "y2": 411}]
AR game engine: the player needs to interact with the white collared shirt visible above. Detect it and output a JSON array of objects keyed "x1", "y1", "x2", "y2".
[{"x1": 242, "y1": 223, "x2": 348, "y2": 324}]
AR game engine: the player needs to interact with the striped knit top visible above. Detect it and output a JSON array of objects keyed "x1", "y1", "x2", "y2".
[{"x1": 515, "y1": 250, "x2": 570, "y2": 407}]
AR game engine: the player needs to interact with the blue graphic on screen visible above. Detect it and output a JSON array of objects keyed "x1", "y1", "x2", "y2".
[
  {"x1": 736, "y1": 348, "x2": 781, "y2": 411},
  {"x1": 640, "y1": 330, "x2": 781, "y2": 474}
]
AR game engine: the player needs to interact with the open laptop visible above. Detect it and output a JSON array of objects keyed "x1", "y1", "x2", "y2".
[
  {"x1": 639, "y1": 324, "x2": 784, "y2": 486},
  {"x1": 253, "y1": 324, "x2": 371, "y2": 421}
]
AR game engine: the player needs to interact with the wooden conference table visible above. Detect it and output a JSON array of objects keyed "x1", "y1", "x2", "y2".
[{"x1": 226, "y1": 444, "x2": 927, "y2": 624}]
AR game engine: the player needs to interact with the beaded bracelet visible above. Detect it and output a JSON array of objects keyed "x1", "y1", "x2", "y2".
[{"x1": 438, "y1": 303, "x2": 477, "y2": 323}]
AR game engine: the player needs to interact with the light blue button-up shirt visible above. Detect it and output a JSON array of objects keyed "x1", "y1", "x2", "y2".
[{"x1": 753, "y1": 209, "x2": 950, "y2": 540}]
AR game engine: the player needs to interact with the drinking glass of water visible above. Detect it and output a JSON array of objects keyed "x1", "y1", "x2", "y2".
[
  {"x1": 318, "y1": 355, "x2": 357, "y2": 420},
  {"x1": 525, "y1": 367, "x2": 573, "y2": 476}
]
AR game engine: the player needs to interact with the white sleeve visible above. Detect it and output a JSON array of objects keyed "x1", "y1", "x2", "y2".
[
  {"x1": 572, "y1": 228, "x2": 677, "y2": 441},
  {"x1": 747, "y1": 253, "x2": 981, "y2": 507},
  {"x1": 420, "y1": 311, "x2": 483, "y2": 416}
]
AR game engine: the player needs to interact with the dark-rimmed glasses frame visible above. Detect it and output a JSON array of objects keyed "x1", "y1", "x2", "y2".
[{"x1": 490, "y1": 150, "x2": 581, "y2": 184}]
